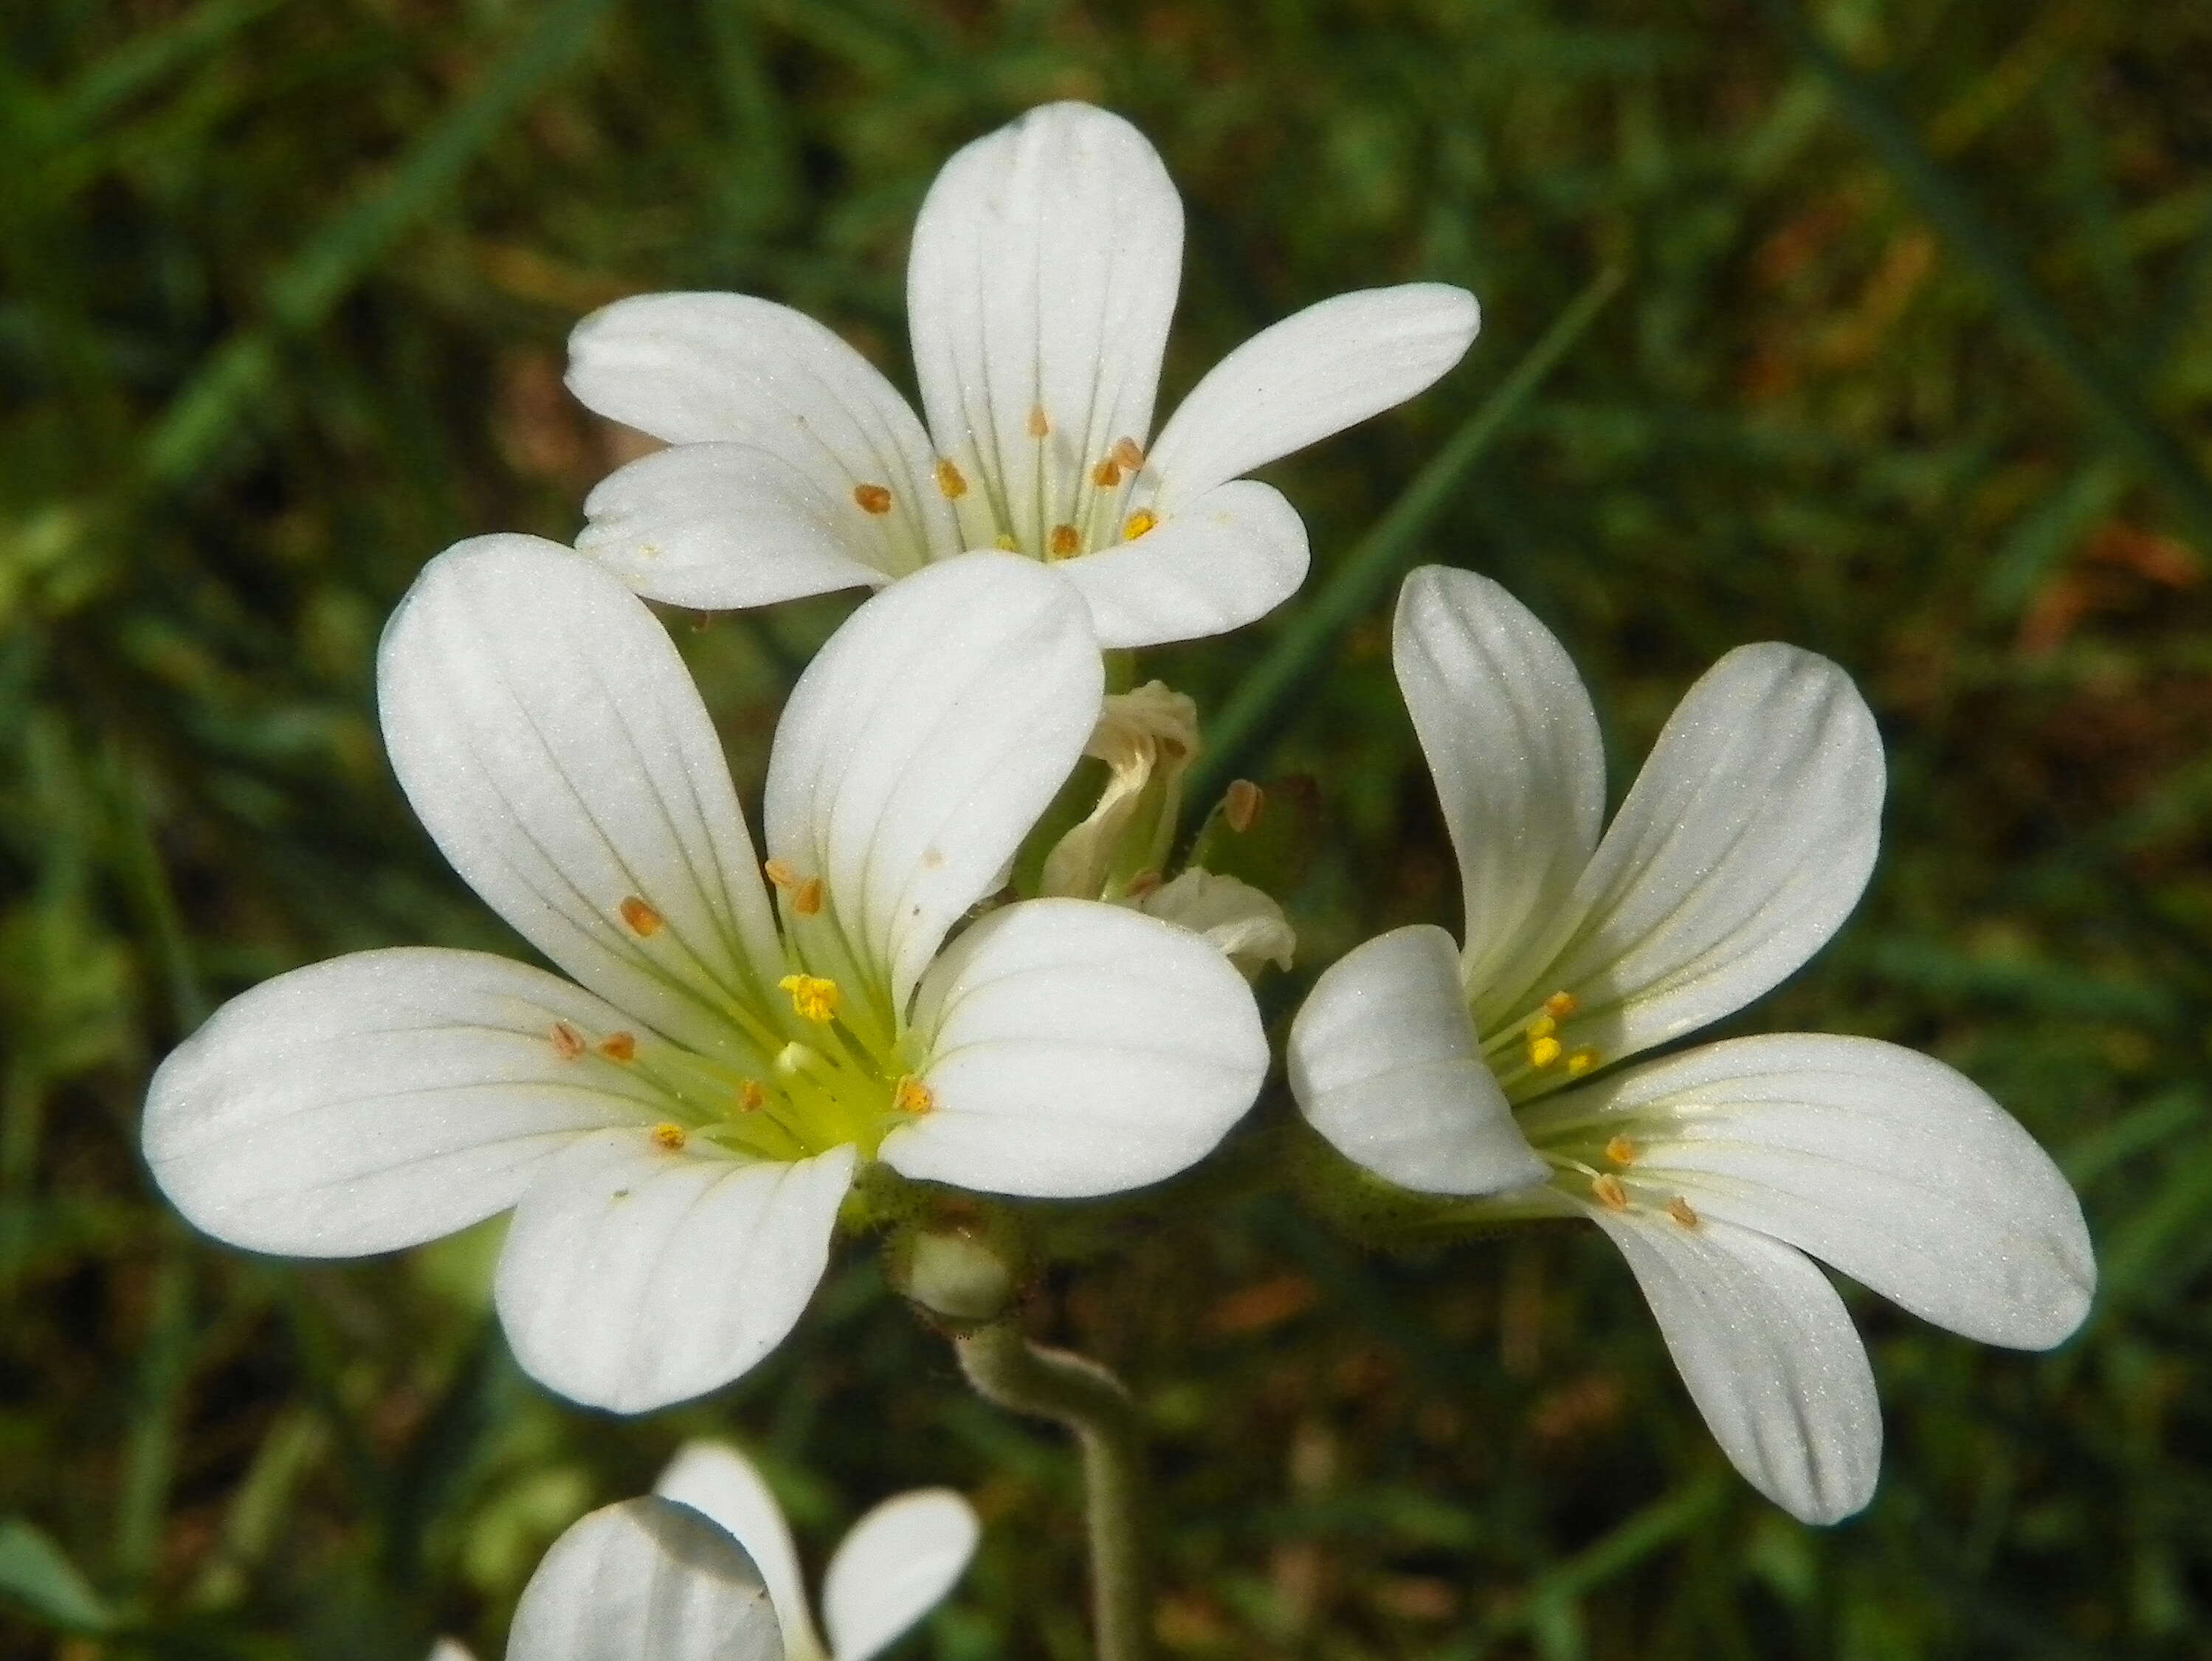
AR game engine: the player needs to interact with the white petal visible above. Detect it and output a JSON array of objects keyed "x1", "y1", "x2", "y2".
[
  {"x1": 576, "y1": 443, "x2": 895, "y2": 609},
  {"x1": 507, "y1": 1496, "x2": 780, "y2": 1661},
  {"x1": 495, "y1": 1132, "x2": 855, "y2": 1412},
  {"x1": 142, "y1": 948, "x2": 654, "y2": 1257},
  {"x1": 379, "y1": 536, "x2": 782, "y2": 1059},
  {"x1": 428, "y1": 1639, "x2": 475, "y2": 1661},
  {"x1": 763, "y1": 553, "x2": 1100, "y2": 1013},
  {"x1": 566, "y1": 291, "x2": 955, "y2": 573},
  {"x1": 1591, "y1": 1209, "x2": 1881, "y2": 1524},
  {"x1": 823, "y1": 1490, "x2": 979, "y2": 1661},
  {"x1": 655, "y1": 1442, "x2": 824, "y2": 1661},
  {"x1": 907, "y1": 103, "x2": 1182, "y2": 556},
  {"x1": 1147, "y1": 284, "x2": 1480, "y2": 509},
  {"x1": 1529, "y1": 1035, "x2": 2094, "y2": 1348},
  {"x1": 889, "y1": 898, "x2": 1266, "y2": 1198},
  {"x1": 1540, "y1": 643, "x2": 1884, "y2": 1063},
  {"x1": 1134, "y1": 869, "x2": 1296, "y2": 975},
  {"x1": 1286, "y1": 925, "x2": 1546, "y2": 1195},
  {"x1": 1392, "y1": 567, "x2": 1604, "y2": 1027},
  {"x1": 1056, "y1": 480, "x2": 1309, "y2": 649}
]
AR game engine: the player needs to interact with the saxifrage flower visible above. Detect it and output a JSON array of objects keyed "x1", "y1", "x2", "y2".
[
  {"x1": 1286, "y1": 564, "x2": 2094, "y2": 1523},
  {"x1": 565, "y1": 101, "x2": 1480, "y2": 648},
  {"x1": 144, "y1": 542, "x2": 1267, "y2": 1414}
]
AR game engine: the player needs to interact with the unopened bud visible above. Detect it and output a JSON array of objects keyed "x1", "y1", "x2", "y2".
[{"x1": 896, "y1": 1228, "x2": 1017, "y2": 1324}]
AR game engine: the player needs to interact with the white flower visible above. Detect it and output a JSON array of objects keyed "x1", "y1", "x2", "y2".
[
  {"x1": 144, "y1": 542, "x2": 1267, "y2": 1414},
  {"x1": 565, "y1": 101, "x2": 1480, "y2": 649},
  {"x1": 1286, "y1": 565, "x2": 2094, "y2": 1524},
  {"x1": 441, "y1": 1441, "x2": 974, "y2": 1661}
]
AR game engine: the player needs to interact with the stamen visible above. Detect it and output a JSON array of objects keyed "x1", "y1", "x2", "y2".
[
  {"x1": 852, "y1": 483, "x2": 894, "y2": 515},
  {"x1": 1565, "y1": 1049, "x2": 1599, "y2": 1078},
  {"x1": 1026, "y1": 404, "x2": 1050, "y2": 438},
  {"x1": 619, "y1": 896, "x2": 664, "y2": 936},
  {"x1": 792, "y1": 877, "x2": 824, "y2": 917},
  {"x1": 1111, "y1": 435, "x2": 1145, "y2": 471},
  {"x1": 651, "y1": 1122, "x2": 689, "y2": 1152},
  {"x1": 1224, "y1": 779, "x2": 1263, "y2": 833},
  {"x1": 779, "y1": 974, "x2": 840, "y2": 1023},
  {"x1": 1604, "y1": 1133, "x2": 1636, "y2": 1167},
  {"x1": 1122, "y1": 509, "x2": 1157, "y2": 541},
  {"x1": 737, "y1": 1080, "x2": 766, "y2": 1113},
  {"x1": 762, "y1": 858, "x2": 799, "y2": 890},
  {"x1": 994, "y1": 533, "x2": 1019, "y2": 551},
  {"x1": 934, "y1": 458, "x2": 968, "y2": 499},
  {"x1": 1666, "y1": 1196, "x2": 1701, "y2": 1230},
  {"x1": 1091, "y1": 457, "x2": 1123, "y2": 487},
  {"x1": 1048, "y1": 524, "x2": 1081, "y2": 559},
  {"x1": 1527, "y1": 1034, "x2": 1563, "y2": 1070},
  {"x1": 1544, "y1": 990, "x2": 1579, "y2": 1019},
  {"x1": 599, "y1": 1032, "x2": 638, "y2": 1063},
  {"x1": 1123, "y1": 869, "x2": 1162, "y2": 900},
  {"x1": 893, "y1": 1076, "x2": 935, "y2": 1116},
  {"x1": 549, "y1": 1021, "x2": 585, "y2": 1061},
  {"x1": 1591, "y1": 1173, "x2": 1630, "y2": 1211},
  {"x1": 1526, "y1": 1012, "x2": 1557, "y2": 1042}
]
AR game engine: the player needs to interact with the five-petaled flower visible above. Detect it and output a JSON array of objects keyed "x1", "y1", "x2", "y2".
[
  {"x1": 564, "y1": 100, "x2": 1479, "y2": 649},
  {"x1": 1287, "y1": 565, "x2": 2094, "y2": 1524},
  {"x1": 438, "y1": 1439, "x2": 976, "y2": 1661},
  {"x1": 144, "y1": 541, "x2": 1267, "y2": 1413}
]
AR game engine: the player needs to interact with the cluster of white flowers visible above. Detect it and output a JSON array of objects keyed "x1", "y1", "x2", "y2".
[{"x1": 141, "y1": 103, "x2": 2092, "y2": 1652}]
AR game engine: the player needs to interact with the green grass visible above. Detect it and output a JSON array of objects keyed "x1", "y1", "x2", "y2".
[{"x1": 4, "y1": 1, "x2": 2211, "y2": 1657}]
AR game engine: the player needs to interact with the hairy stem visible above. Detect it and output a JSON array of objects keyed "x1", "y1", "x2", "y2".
[{"x1": 954, "y1": 1323, "x2": 1151, "y2": 1661}]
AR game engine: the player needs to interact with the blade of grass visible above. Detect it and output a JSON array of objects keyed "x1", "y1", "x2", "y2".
[
  {"x1": 1185, "y1": 265, "x2": 1623, "y2": 814},
  {"x1": 1756, "y1": 0, "x2": 2212, "y2": 555},
  {"x1": 142, "y1": 0, "x2": 620, "y2": 488}
]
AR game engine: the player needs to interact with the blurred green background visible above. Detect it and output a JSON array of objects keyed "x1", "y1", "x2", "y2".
[{"x1": 4, "y1": 1, "x2": 2210, "y2": 1656}]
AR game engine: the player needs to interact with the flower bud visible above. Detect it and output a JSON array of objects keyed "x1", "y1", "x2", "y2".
[{"x1": 894, "y1": 1226, "x2": 1019, "y2": 1324}]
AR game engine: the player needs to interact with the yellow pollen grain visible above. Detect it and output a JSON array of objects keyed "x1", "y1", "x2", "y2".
[
  {"x1": 1605, "y1": 1133, "x2": 1636, "y2": 1167},
  {"x1": 1091, "y1": 457, "x2": 1123, "y2": 488},
  {"x1": 1666, "y1": 1195, "x2": 1701, "y2": 1230},
  {"x1": 934, "y1": 457, "x2": 968, "y2": 499},
  {"x1": 549, "y1": 1021, "x2": 585, "y2": 1061},
  {"x1": 1526, "y1": 1012, "x2": 1557, "y2": 1041},
  {"x1": 1112, "y1": 435, "x2": 1145, "y2": 471},
  {"x1": 1591, "y1": 1173, "x2": 1630, "y2": 1211},
  {"x1": 737, "y1": 1080, "x2": 766, "y2": 1113},
  {"x1": 651, "y1": 1122, "x2": 688, "y2": 1152},
  {"x1": 1047, "y1": 524, "x2": 1081, "y2": 559},
  {"x1": 1026, "y1": 404, "x2": 1050, "y2": 438},
  {"x1": 619, "y1": 895, "x2": 664, "y2": 936},
  {"x1": 1224, "y1": 778, "x2": 1263, "y2": 834},
  {"x1": 599, "y1": 1031, "x2": 638, "y2": 1063},
  {"x1": 1565, "y1": 1049, "x2": 1599, "y2": 1078},
  {"x1": 1122, "y1": 509, "x2": 1157, "y2": 542},
  {"x1": 762, "y1": 857, "x2": 799, "y2": 890},
  {"x1": 852, "y1": 482, "x2": 894, "y2": 514},
  {"x1": 779, "y1": 974, "x2": 840, "y2": 1023},
  {"x1": 1544, "y1": 990, "x2": 1579, "y2": 1019},
  {"x1": 994, "y1": 533, "x2": 1019, "y2": 551},
  {"x1": 1527, "y1": 1034, "x2": 1563, "y2": 1069},
  {"x1": 792, "y1": 877, "x2": 824, "y2": 916},
  {"x1": 893, "y1": 1075, "x2": 936, "y2": 1116}
]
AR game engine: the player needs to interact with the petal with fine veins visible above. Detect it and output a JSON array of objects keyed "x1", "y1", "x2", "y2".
[
  {"x1": 508, "y1": 1496, "x2": 781, "y2": 1661},
  {"x1": 1147, "y1": 284, "x2": 1480, "y2": 511},
  {"x1": 891, "y1": 899, "x2": 1265, "y2": 1198},
  {"x1": 655, "y1": 1442, "x2": 825, "y2": 1661},
  {"x1": 1056, "y1": 479, "x2": 1309, "y2": 649},
  {"x1": 1393, "y1": 567, "x2": 1604, "y2": 1029},
  {"x1": 567, "y1": 291, "x2": 956, "y2": 572},
  {"x1": 143, "y1": 947, "x2": 655, "y2": 1257},
  {"x1": 495, "y1": 1132, "x2": 855, "y2": 1413},
  {"x1": 1591, "y1": 1208, "x2": 1881, "y2": 1525},
  {"x1": 1530, "y1": 1035, "x2": 2093, "y2": 1349},
  {"x1": 1287, "y1": 925, "x2": 1547, "y2": 1195},
  {"x1": 379, "y1": 536, "x2": 782, "y2": 1059},
  {"x1": 1540, "y1": 643, "x2": 1884, "y2": 1063},
  {"x1": 764, "y1": 553, "x2": 1100, "y2": 1013},
  {"x1": 577, "y1": 443, "x2": 898, "y2": 609},
  {"x1": 822, "y1": 1489, "x2": 979, "y2": 1661},
  {"x1": 907, "y1": 103, "x2": 1182, "y2": 556}
]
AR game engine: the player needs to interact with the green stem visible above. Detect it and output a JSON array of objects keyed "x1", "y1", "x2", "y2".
[{"x1": 954, "y1": 1324, "x2": 1151, "y2": 1661}]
